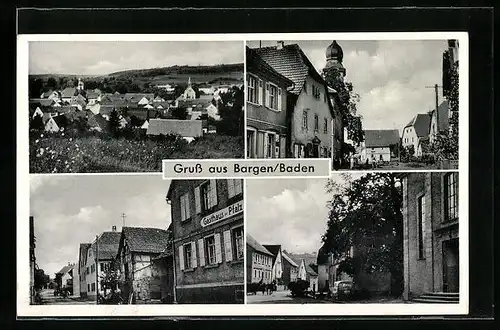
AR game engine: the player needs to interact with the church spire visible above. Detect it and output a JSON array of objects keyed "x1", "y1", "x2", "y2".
[{"x1": 188, "y1": 77, "x2": 192, "y2": 87}]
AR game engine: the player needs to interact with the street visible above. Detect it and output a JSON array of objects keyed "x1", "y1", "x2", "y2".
[
  {"x1": 246, "y1": 289, "x2": 330, "y2": 304},
  {"x1": 37, "y1": 288, "x2": 93, "y2": 305}
]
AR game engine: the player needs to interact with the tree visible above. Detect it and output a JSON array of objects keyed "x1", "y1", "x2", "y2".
[
  {"x1": 108, "y1": 109, "x2": 121, "y2": 137},
  {"x1": 323, "y1": 69, "x2": 364, "y2": 146},
  {"x1": 216, "y1": 86, "x2": 244, "y2": 136},
  {"x1": 100, "y1": 265, "x2": 120, "y2": 297},
  {"x1": 322, "y1": 173, "x2": 404, "y2": 296},
  {"x1": 30, "y1": 113, "x2": 45, "y2": 131},
  {"x1": 171, "y1": 107, "x2": 189, "y2": 120},
  {"x1": 29, "y1": 78, "x2": 44, "y2": 98},
  {"x1": 34, "y1": 268, "x2": 50, "y2": 290}
]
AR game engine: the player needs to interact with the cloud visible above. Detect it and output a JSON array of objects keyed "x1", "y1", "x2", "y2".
[{"x1": 247, "y1": 180, "x2": 330, "y2": 254}]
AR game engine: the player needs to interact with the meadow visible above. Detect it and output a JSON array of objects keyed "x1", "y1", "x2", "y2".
[{"x1": 29, "y1": 132, "x2": 244, "y2": 173}]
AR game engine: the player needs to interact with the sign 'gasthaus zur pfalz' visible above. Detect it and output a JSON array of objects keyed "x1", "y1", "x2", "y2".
[{"x1": 200, "y1": 200, "x2": 243, "y2": 228}]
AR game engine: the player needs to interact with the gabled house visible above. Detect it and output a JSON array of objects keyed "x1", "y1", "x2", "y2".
[
  {"x1": 116, "y1": 226, "x2": 173, "y2": 303},
  {"x1": 153, "y1": 96, "x2": 166, "y2": 103},
  {"x1": 246, "y1": 234, "x2": 274, "y2": 284},
  {"x1": 146, "y1": 119, "x2": 203, "y2": 142},
  {"x1": 429, "y1": 100, "x2": 450, "y2": 144},
  {"x1": 402, "y1": 113, "x2": 431, "y2": 157},
  {"x1": 78, "y1": 243, "x2": 91, "y2": 298},
  {"x1": 361, "y1": 129, "x2": 400, "y2": 164},
  {"x1": 262, "y1": 244, "x2": 283, "y2": 284},
  {"x1": 254, "y1": 42, "x2": 339, "y2": 160},
  {"x1": 60, "y1": 87, "x2": 78, "y2": 102},
  {"x1": 297, "y1": 259, "x2": 318, "y2": 292},
  {"x1": 84, "y1": 227, "x2": 121, "y2": 301},
  {"x1": 45, "y1": 114, "x2": 68, "y2": 132},
  {"x1": 246, "y1": 46, "x2": 294, "y2": 159},
  {"x1": 88, "y1": 114, "x2": 109, "y2": 133},
  {"x1": 281, "y1": 251, "x2": 299, "y2": 286},
  {"x1": 70, "y1": 94, "x2": 87, "y2": 110},
  {"x1": 55, "y1": 263, "x2": 75, "y2": 295}
]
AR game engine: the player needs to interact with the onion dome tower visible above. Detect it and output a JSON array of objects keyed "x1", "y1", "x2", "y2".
[{"x1": 324, "y1": 40, "x2": 346, "y2": 77}]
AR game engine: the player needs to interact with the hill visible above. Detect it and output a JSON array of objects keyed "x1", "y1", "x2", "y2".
[{"x1": 284, "y1": 251, "x2": 319, "y2": 267}]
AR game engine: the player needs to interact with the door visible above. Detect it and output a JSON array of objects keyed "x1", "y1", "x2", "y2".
[{"x1": 442, "y1": 238, "x2": 459, "y2": 292}]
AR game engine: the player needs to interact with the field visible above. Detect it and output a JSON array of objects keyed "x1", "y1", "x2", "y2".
[{"x1": 30, "y1": 132, "x2": 244, "y2": 173}]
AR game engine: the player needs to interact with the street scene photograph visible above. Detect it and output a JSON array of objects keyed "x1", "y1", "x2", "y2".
[
  {"x1": 29, "y1": 175, "x2": 244, "y2": 305},
  {"x1": 28, "y1": 41, "x2": 244, "y2": 173},
  {"x1": 246, "y1": 172, "x2": 460, "y2": 304},
  {"x1": 246, "y1": 39, "x2": 459, "y2": 170}
]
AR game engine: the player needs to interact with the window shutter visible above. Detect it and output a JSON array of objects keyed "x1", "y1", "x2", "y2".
[
  {"x1": 178, "y1": 246, "x2": 185, "y2": 270},
  {"x1": 300, "y1": 145, "x2": 305, "y2": 158},
  {"x1": 280, "y1": 136, "x2": 287, "y2": 158},
  {"x1": 209, "y1": 179, "x2": 218, "y2": 207},
  {"x1": 190, "y1": 241, "x2": 197, "y2": 268},
  {"x1": 214, "y1": 233, "x2": 222, "y2": 263},
  {"x1": 185, "y1": 192, "x2": 191, "y2": 219},
  {"x1": 227, "y1": 179, "x2": 235, "y2": 199},
  {"x1": 223, "y1": 230, "x2": 233, "y2": 262},
  {"x1": 194, "y1": 186, "x2": 201, "y2": 214},
  {"x1": 278, "y1": 88, "x2": 282, "y2": 111},
  {"x1": 257, "y1": 132, "x2": 264, "y2": 158},
  {"x1": 258, "y1": 79, "x2": 263, "y2": 105},
  {"x1": 198, "y1": 239, "x2": 205, "y2": 267},
  {"x1": 265, "y1": 83, "x2": 269, "y2": 107},
  {"x1": 263, "y1": 133, "x2": 269, "y2": 158}
]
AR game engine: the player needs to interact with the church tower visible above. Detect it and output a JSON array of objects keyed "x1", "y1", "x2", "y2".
[
  {"x1": 182, "y1": 77, "x2": 196, "y2": 100},
  {"x1": 323, "y1": 40, "x2": 346, "y2": 77},
  {"x1": 77, "y1": 77, "x2": 84, "y2": 91}
]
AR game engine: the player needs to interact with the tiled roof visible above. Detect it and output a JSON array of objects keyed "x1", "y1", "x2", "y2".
[
  {"x1": 122, "y1": 227, "x2": 171, "y2": 254},
  {"x1": 41, "y1": 90, "x2": 54, "y2": 98},
  {"x1": 246, "y1": 234, "x2": 274, "y2": 257},
  {"x1": 305, "y1": 263, "x2": 318, "y2": 276},
  {"x1": 146, "y1": 119, "x2": 203, "y2": 137},
  {"x1": 61, "y1": 87, "x2": 77, "y2": 98},
  {"x1": 92, "y1": 231, "x2": 121, "y2": 260},
  {"x1": 364, "y1": 129, "x2": 400, "y2": 148},
  {"x1": 30, "y1": 98, "x2": 55, "y2": 107},
  {"x1": 262, "y1": 244, "x2": 281, "y2": 261},
  {"x1": 122, "y1": 93, "x2": 154, "y2": 102},
  {"x1": 281, "y1": 251, "x2": 298, "y2": 267},
  {"x1": 246, "y1": 46, "x2": 294, "y2": 88},
  {"x1": 88, "y1": 114, "x2": 108, "y2": 130},
  {"x1": 51, "y1": 114, "x2": 68, "y2": 128},
  {"x1": 85, "y1": 90, "x2": 101, "y2": 99},
  {"x1": 253, "y1": 44, "x2": 322, "y2": 95},
  {"x1": 177, "y1": 99, "x2": 213, "y2": 109},
  {"x1": 56, "y1": 264, "x2": 74, "y2": 275},
  {"x1": 405, "y1": 113, "x2": 431, "y2": 137},
  {"x1": 430, "y1": 100, "x2": 450, "y2": 132}
]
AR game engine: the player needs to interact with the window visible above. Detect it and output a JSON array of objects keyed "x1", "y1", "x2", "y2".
[
  {"x1": 445, "y1": 173, "x2": 458, "y2": 221},
  {"x1": 91, "y1": 264, "x2": 95, "y2": 273},
  {"x1": 247, "y1": 75, "x2": 258, "y2": 103},
  {"x1": 302, "y1": 111, "x2": 308, "y2": 131},
  {"x1": 418, "y1": 195, "x2": 426, "y2": 259},
  {"x1": 180, "y1": 192, "x2": 190, "y2": 221},
  {"x1": 314, "y1": 114, "x2": 319, "y2": 132},
  {"x1": 247, "y1": 129, "x2": 256, "y2": 158},
  {"x1": 303, "y1": 82, "x2": 307, "y2": 93},
  {"x1": 91, "y1": 283, "x2": 95, "y2": 292},
  {"x1": 86, "y1": 266, "x2": 89, "y2": 275},
  {"x1": 324, "y1": 118, "x2": 328, "y2": 134},
  {"x1": 266, "y1": 133, "x2": 274, "y2": 158},
  {"x1": 267, "y1": 83, "x2": 278, "y2": 110},
  {"x1": 200, "y1": 180, "x2": 217, "y2": 211},
  {"x1": 205, "y1": 235, "x2": 216, "y2": 265},
  {"x1": 312, "y1": 85, "x2": 321, "y2": 99},
  {"x1": 232, "y1": 226, "x2": 244, "y2": 260},
  {"x1": 184, "y1": 243, "x2": 193, "y2": 269},
  {"x1": 227, "y1": 179, "x2": 243, "y2": 198}
]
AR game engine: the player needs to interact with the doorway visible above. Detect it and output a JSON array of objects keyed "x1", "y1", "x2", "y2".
[{"x1": 442, "y1": 238, "x2": 459, "y2": 292}]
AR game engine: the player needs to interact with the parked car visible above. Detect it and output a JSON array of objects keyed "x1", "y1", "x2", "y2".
[{"x1": 332, "y1": 280, "x2": 353, "y2": 301}]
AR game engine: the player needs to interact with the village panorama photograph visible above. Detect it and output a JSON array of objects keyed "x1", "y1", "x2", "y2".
[
  {"x1": 246, "y1": 39, "x2": 460, "y2": 170},
  {"x1": 246, "y1": 173, "x2": 460, "y2": 304},
  {"x1": 28, "y1": 41, "x2": 244, "y2": 173},
  {"x1": 29, "y1": 175, "x2": 244, "y2": 305}
]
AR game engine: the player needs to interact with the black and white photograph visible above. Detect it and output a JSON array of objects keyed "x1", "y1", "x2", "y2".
[
  {"x1": 28, "y1": 41, "x2": 245, "y2": 173},
  {"x1": 246, "y1": 172, "x2": 460, "y2": 304},
  {"x1": 246, "y1": 39, "x2": 459, "y2": 171},
  {"x1": 29, "y1": 175, "x2": 244, "y2": 305}
]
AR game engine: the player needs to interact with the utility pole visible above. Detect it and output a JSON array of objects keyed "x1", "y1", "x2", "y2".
[
  {"x1": 95, "y1": 235, "x2": 99, "y2": 305},
  {"x1": 425, "y1": 84, "x2": 442, "y2": 133},
  {"x1": 121, "y1": 213, "x2": 126, "y2": 228}
]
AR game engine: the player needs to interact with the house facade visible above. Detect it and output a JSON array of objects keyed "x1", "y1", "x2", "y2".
[
  {"x1": 361, "y1": 129, "x2": 400, "y2": 164},
  {"x1": 262, "y1": 245, "x2": 284, "y2": 284},
  {"x1": 167, "y1": 179, "x2": 244, "y2": 304},
  {"x1": 402, "y1": 172, "x2": 459, "y2": 301},
  {"x1": 246, "y1": 46, "x2": 294, "y2": 159},
  {"x1": 297, "y1": 259, "x2": 318, "y2": 292},
  {"x1": 78, "y1": 243, "x2": 91, "y2": 298},
  {"x1": 246, "y1": 234, "x2": 274, "y2": 284},
  {"x1": 281, "y1": 251, "x2": 299, "y2": 286},
  {"x1": 55, "y1": 263, "x2": 75, "y2": 294},
  {"x1": 116, "y1": 226, "x2": 173, "y2": 303},
  {"x1": 402, "y1": 114, "x2": 431, "y2": 157},
  {"x1": 254, "y1": 42, "x2": 338, "y2": 160},
  {"x1": 84, "y1": 228, "x2": 121, "y2": 301}
]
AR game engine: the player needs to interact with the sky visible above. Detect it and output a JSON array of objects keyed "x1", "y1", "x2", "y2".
[
  {"x1": 29, "y1": 174, "x2": 171, "y2": 277},
  {"x1": 246, "y1": 174, "x2": 358, "y2": 255},
  {"x1": 247, "y1": 39, "x2": 448, "y2": 134},
  {"x1": 29, "y1": 41, "x2": 244, "y2": 76}
]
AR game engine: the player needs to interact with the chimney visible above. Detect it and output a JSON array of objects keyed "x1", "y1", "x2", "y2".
[
  {"x1": 112, "y1": 225, "x2": 117, "y2": 232},
  {"x1": 277, "y1": 40, "x2": 285, "y2": 50}
]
